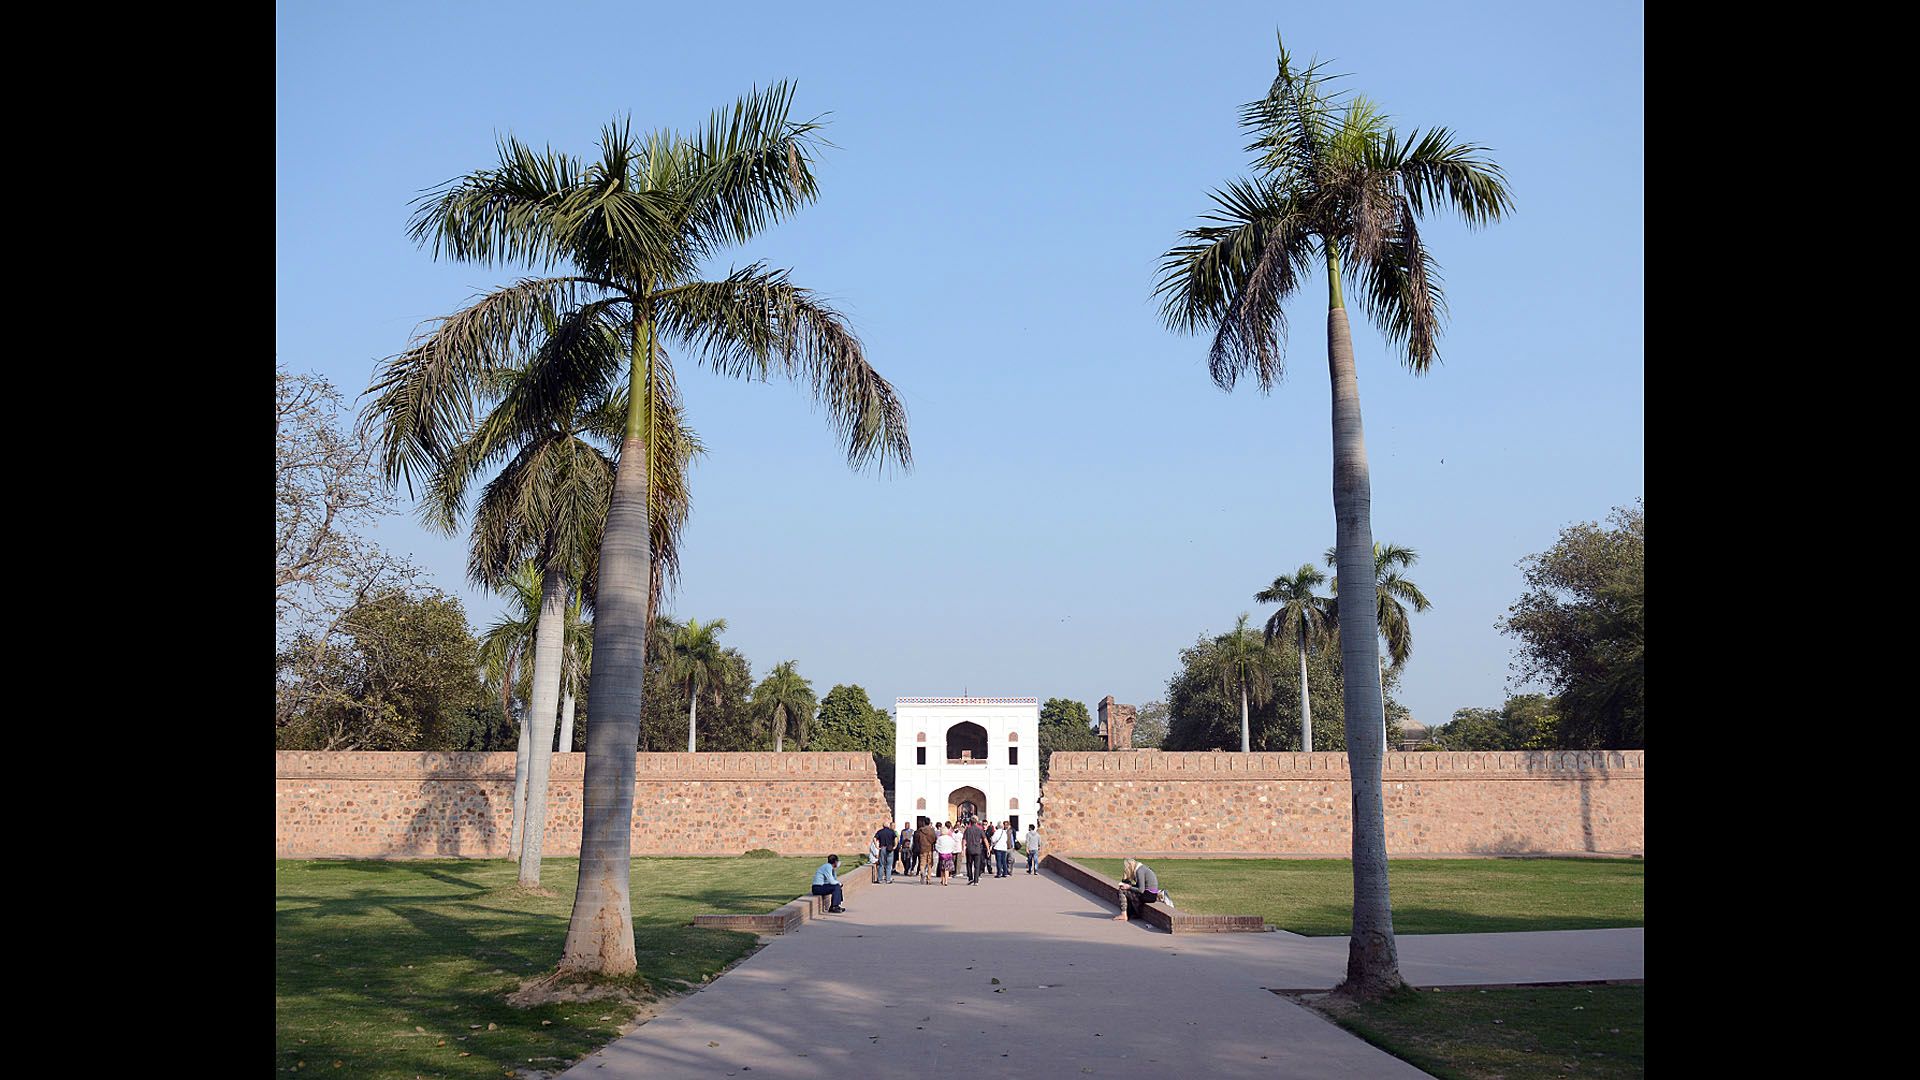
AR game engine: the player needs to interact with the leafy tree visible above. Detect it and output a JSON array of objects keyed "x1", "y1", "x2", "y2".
[
  {"x1": 751, "y1": 660, "x2": 816, "y2": 752},
  {"x1": 807, "y1": 684, "x2": 894, "y2": 787},
  {"x1": 275, "y1": 587, "x2": 488, "y2": 751},
  {"x1": 277, "y1": 367, "x2": 421, "y2": 734},
  {"x1": 808, "y1": 684, "x2": 893, "y2": 754},
  {"x1": 380, "y1": 85, "x2": 912, "y2": 974},
  {"x1": 1132, "y1": 701, "x2": 1170, "y2": 749},
  {"x1": 1038, "y1": 697, "x2": 1102, "y2": 779},
  {"x1": 1500, "y1": 501, "x2": 1643, "y2": 748},
  {"x1": 1432, "y1": 694, "x2": 1561, "y2": 750},
  {"x1": 1256, "y1": 565, "x2": 1334, "y2": 750},
  {"x1": 1155, "y1": 38, "x2": 1510, "y2": 998}
]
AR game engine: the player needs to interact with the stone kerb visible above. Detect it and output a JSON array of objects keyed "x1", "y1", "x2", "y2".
[
  {"x1": 1040, "y1": 750, "x2": 1644, "y2": 857},
  {"x1": 1038, "y1": 853, "x2": 1262, "y2": 934}
]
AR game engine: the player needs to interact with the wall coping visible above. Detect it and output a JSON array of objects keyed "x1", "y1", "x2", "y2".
[
  {"x1": 1045, "y1": 749, "x2": 1643, "y2": 779},
  {"x1": 275, "y1": 751, "x2": 883, "y2": 782}
]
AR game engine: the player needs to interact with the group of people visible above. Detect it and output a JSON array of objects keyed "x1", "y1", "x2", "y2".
[
  {"x1": 870, "y1": 818, "x2": 1044, "y2": 887},
  {"x1": 812, "y1": 824, "x2": 1165, "y2": 921}
]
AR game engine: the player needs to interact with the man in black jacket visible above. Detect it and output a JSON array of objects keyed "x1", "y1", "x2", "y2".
[
  {"x1": 874, "y1": 822, "x2": 897, "y2": 884},
  {"x1": 962, "y1": 820, "x2": 988, "y2": 885}
]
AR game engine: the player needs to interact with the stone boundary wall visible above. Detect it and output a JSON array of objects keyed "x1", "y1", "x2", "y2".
[
  {"x1": 276, "y1": 751, "x2": 891, "y2": 859},
  {"x1": 1042, "y1": 751, "x2": 1644, "y2": 856}
]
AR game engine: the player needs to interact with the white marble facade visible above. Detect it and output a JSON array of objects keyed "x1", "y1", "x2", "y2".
[{"x1": 892, "y1": 697, "x2": 1040, "y2": 832}]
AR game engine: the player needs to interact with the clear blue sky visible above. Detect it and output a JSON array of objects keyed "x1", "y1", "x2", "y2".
[{"x1": 276, "y1": 1, "x2": 1643, "y2": 731}]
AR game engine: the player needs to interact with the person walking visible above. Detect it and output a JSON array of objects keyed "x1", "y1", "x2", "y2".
[
  {"x1": 963, "y1": 818, "x2": 988, "y2": 885},
  {"x1": 874, "y1": 821, "x2": 897, "y2": 884},
  {"x1": 916, "y1": 819, "x2": 937, "y2": 884},
  {"x1": 936, "y1": 823, "x2": 958, "y2": 886},
  {"x1": 1024, "y1": 823, "x2": 1042, "y2": 874},
  {"x1": 992, "y1": 820, "x2": 1012, "y2": 877},
  {"x1": 897, "y1": 821, "x2": 915, "y2": 877}
]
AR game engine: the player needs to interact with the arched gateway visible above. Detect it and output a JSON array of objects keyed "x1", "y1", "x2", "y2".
[{"x1": 893, "y1": 697, "x2": 1040, "y2": 832}]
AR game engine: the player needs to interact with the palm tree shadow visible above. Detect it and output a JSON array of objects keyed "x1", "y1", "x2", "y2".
[{"x1": 400, "y1": 752, "x2": 501, "y2": 858}]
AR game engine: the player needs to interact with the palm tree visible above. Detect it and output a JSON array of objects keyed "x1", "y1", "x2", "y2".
[
  {"x1": 669, "y1": 617, "x2": 731, "y2": 752},
  {"x1": 477, "y1": 563, "x2": 540, "y2": 856},
  {"x1": 751, "y1": 660, "x2": 815, "y2": 752},
  {"x1": 1155, "y1": 40, "x2": 1510, "y2": 999},
  {"x1": 1255, "y1": 564, "x2": 1333, "y2": 750},
  {"x1": 1211, "y1": 613, "x2": 1274, "y2": 753},
  {"x1": 1324, "y1": 542, "x2": 1432, "y2": 672},
  {"x1": 369, "y1": 85, "x2": 908, "y2": 973},
  {"x1": 558, "y1": 588, "x2": 591, "y2": 753}
]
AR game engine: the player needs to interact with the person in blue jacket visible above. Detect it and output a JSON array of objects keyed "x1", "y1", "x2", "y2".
[{"x1": 811, "y1": 854, "x2": 846, "y2": 913}]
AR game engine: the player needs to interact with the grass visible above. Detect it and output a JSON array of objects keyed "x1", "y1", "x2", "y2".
[
  {"x1": 275, "y1": 856, "x2": 843, "y2": 1079},
  {"x1": 1077, "y1": 857, "x2": 1643, "y2": 935},
  {"x1": 1299, "y1": 984, "x2": 1644, "y2": 1079}
]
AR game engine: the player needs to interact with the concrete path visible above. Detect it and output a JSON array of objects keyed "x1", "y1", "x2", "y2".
[{"x1": 560, "y1": 868, "x2": 1643, "y2": 1080}]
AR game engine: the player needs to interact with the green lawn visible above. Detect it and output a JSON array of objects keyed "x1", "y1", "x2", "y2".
[
  {"x1": 276, "y1": 856, "x2": 840, "y2": 1079},
  {"x1": 1299, "y1": 984, "x2": 1645, "y2": 1079},
  {"x1": 1078, "y1": 857, "x2": 1643, "y2": 935}
]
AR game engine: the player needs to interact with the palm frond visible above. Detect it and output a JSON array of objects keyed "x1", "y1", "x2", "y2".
[
  {"x1": 359, "y1": 276, "x2": 611, "y2": 493},
  {"x1": 1380, "y1": 126, "x2": 1515, "y2": 227},
  {"x1": 653, "y1": 265, "x2": 911, "y2": 470},
  {"x1": 1355, "y1": 198, "x2": 1446, "y2": 371},
  {"x1": 1154, "y1": 181, "x2": 1315, "y2": 391},
  {"x1": 677, "y1": 82, "x2": 826, "y2": 253}
]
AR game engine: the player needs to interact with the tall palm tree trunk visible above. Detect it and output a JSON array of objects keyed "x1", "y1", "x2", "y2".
[
  {"x1": 1240, "y1": 682, "x2": 1251, "y2": 753},
  {"x1": 559, "y1": 320, "x2": 655, "y2": 976},
  {"x1": 1299, "y1": 624, "x2": 1314, "y2": 751},
  {"x1": 559, "y1": 692, "x2": 576, "y2": 754},
  {"x1": 774, "y1": 704, "x2": 785, "y2": 753},
  {"x1": 1378, "y1": 661, "x2": 1388, "y2": 749},
  {"x1": 518, "y1": 566, "x2": 568, "y2": 887},
  {"x1": 687, "y1": 683, "x2": 699, "y2": 752},
  {"x1": 508, "y1": 656, "x2": 529, "y2": 856},
  {"x1": 1325, "y1": 279, "x2": 1404, "y2": 998}
]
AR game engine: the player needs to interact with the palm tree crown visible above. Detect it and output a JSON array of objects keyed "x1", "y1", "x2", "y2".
[
  {"x1": 1256, "y1": 564, "x2": 1333, "y2": 655},
  {"x1": 1325, "y1": 542, "x2": 1432, "y2": 671},
  {"x1": 1211, "y1": 613, "x2": 1275, "y2": 752},
  {"x1": 670, "y1": 616, "x2": 731, "y2": 751},
  {"x1": 751, "y1": 660, "x2": 816, "y2": 753},
  {"x1": 1155, "y1": 40, "x2": 1512, "y2": 388}
]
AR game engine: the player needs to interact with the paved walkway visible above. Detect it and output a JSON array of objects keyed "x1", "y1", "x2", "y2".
[{"x1": 560, "y1": 867, "x2": 1644, "y2": 1079}]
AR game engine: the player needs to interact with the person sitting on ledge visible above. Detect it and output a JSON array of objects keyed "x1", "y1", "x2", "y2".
[
  {"x1": 811, "y1": 854, "x2": 846, "y2": 913},
  {"x1": 1115, "y1": 858, "x2": 1163, "y2": 920}
]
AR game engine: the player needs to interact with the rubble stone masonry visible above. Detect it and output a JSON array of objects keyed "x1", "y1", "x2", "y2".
[
  {"x1": 1042, "y1": 750, "x2": 1643, "y2": 856},
  {"x1": 275, "y1": 751, "x2": 892, "y2": 859}
]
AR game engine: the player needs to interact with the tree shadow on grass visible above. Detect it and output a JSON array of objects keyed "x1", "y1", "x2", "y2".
[{"x1": 1279, "y1": 903, "x2": 1646, "y2": 937}]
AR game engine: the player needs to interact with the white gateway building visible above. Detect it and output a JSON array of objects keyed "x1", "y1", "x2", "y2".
[{"x1": 893, "y1": 697, "x2": 1040, "y2": 831}]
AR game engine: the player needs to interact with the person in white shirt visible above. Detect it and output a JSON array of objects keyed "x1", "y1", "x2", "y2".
[
  {"x1": 935, "y1": 824, "x2": 958, "y2": 886},
  {"x1": 991, "y1": 819, "x2": 1012, "y2": 877}
]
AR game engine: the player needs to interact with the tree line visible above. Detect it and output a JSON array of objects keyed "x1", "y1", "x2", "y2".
[{"x1": 1429, "y1": 499, "x2": 1644, "y2": 751}]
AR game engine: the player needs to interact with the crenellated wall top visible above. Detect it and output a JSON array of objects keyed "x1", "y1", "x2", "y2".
[
  {"x1": 1044, "y1": 750, "x2": 1643, "y2": 779},
  {"x1": 274, "y1": 751, "x2": 884, "y2": 782}
]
